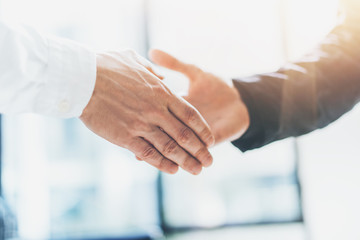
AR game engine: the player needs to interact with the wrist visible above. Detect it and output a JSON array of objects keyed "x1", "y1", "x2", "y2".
[
  {"x1": 229, "y1": 84, "x2": 250, "y2": 140},
  {"x1": 46, "y1": 36, "x2": 96, "y2": 118}
]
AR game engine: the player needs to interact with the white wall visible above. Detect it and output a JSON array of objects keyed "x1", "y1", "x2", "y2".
[{"x1": 300, "y1": 106, "x2": 360, "y2": 240}]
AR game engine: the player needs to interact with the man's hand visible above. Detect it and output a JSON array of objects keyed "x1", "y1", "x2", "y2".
[
  {"x1": 149, "y1": 49, "x2": 250, "y2": 145},
  {"x1": 80, "y1": 50, "x2": 214, "y2": 175}
]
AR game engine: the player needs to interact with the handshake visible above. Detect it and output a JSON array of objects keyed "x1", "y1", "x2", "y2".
[{"x1": 80, "y1": 49, "x2": 250, "y2": 175}]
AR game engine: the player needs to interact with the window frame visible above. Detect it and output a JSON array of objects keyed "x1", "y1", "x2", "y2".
[{"x1": 155, "y1": 140, "x2": 304, "y2": 234}]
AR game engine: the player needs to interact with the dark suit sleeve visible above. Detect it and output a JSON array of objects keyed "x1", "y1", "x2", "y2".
[{"x1": 231, "y1": 2, "x2": 360, "y2": 152}]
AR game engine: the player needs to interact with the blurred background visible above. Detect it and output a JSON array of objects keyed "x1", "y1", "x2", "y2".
[{"x1": 1, "y1": 0, "x2": 360, "y2": 239}]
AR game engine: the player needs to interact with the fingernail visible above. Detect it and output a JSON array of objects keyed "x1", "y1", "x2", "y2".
[
  {"x1": 203, "y1": 154, "x2": 213, "y2": 168},
  {"x1": 192, "y1": 166, "x2": 202, "y2": 175},
  {"x1": 207, "y1": 135, "x2": 215, "y2": 147},
  {"x1": 169, "y1": 167, "x2": 179, "y2": 174}
]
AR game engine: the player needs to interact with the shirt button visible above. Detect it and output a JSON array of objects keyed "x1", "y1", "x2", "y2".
[{"x1": 58, "y1": 100, "x2": 70, "y2": 114}]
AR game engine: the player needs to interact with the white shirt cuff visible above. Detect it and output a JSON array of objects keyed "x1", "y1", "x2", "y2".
[{"x1": 36, "y1": 35, "x2": 97, "y2": 118}]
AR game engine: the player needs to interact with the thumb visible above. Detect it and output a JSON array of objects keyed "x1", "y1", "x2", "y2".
[{"x1": 149, "y1": 49, "x2": 200, "y2": 80}]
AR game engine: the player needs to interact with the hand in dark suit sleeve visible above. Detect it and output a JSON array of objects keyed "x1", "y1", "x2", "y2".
[
  {"x1": 232, "y1": 1, "x2": 360, "y2": 151},
  {"x1": 149, "y1": 49, "x2": 250, "y2": 145}
]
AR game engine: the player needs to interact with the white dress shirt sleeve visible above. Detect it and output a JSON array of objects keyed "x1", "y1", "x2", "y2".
[{"x1": 0, "y1": 21, "x2": 97, "y2": 118}]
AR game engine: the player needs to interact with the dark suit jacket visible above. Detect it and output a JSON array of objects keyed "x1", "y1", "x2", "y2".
[{"x1": 232, "y1": 1, "x2": 360, "y2": 152}]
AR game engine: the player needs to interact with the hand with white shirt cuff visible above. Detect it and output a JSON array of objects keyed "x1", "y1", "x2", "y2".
[
  {"x1": 0, "y1": 22, "x2": 214, "y2": 175},
  {"x1": 79, "y1": 50, "x2": 215, "y2": 175}
]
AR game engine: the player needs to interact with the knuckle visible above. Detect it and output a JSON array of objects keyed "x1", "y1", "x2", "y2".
[
  {"x1": 132, "y1": 120, "x2": 152, "y2": 133},
  {"x1": 163, "y1": 139, "x2": 178, "y2": 155},
  {"x1": 185, "y1": 107, "x2": 198, "y2": 124},
  {"x1": 182, "y1": 156, "x2": 201, "y2": 174},
  {"x1": 182, "y1": 156, "x2": 195, "y2": 169},
  {"x1": 194, "y1": 147, "x2": 212, "y2": 167},
  {"x1": 143, "y1": 104, "x2": 157, "y2": 115},
  {"x1": 140, "y1": 146, "x2": 157, "y2": 159},
  {"x1": 194, "y1": 147, "x2": 209, "y2": 160},
  {"x1": 178, "y1": 127, "x2": 192, "y2": 143},
  {"x1": 158, "y1": 157, "x2": 168, "y2": 170},
  {"x1": 126, "y1": 137, "x2": 140, "y2": 150},
  {"x1": 150, "y1": 107, "x2": 167, "y2": 120},
  {"x1": 153, "y1": 85, "x2": 171, "y2": 99},
  {"x1": 115, "y1": 131, "x2": 134, "y2": 148},
  {"x1": 200, "y1": 128, "x2": 213, "y2": 143},
  {"x1": 114, "y1": 135, "x2": 126, "y2": 147},
  {"x1": 153, "y1": 85, "x2": 165, "y2": 94}
]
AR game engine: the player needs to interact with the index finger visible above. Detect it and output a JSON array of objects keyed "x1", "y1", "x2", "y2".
[
  {"x1": 158, "y1": 112, "x2": 213, "y2": 168},
  {"x1": 170, "y1": 96, "x2": 214, "y2": 147}
]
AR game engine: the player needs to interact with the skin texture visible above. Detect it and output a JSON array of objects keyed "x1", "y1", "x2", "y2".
[
  {"x1": 80, "y1": 50, "x2": 215, "y2": 175},
  {"x1": 149, "y1": 49, "x2": 250, "y2": 145}
]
